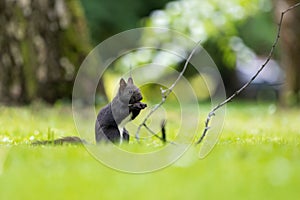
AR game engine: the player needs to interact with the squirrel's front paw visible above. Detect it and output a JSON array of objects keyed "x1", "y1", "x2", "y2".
[
  {"x1": 139, "y1": 102, "x2": 147, "y2": 109},
  {"x1": 130, "y1": 102, "x2": 147, "y2": 109}
]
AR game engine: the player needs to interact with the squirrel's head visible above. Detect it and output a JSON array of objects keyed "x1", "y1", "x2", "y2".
[{"x1": 118, "y1": 77, "x2": 143, "y2": 104}]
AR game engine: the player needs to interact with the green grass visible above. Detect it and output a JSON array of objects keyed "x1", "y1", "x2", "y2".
[{"x1": 0, "y1": 102, "x2": 300, "y2": 200}]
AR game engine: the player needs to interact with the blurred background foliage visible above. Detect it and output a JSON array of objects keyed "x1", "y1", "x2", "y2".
[
  {"x1": 0, "y1": 0, "x2": 299, "y2": 105},
  {"x1": 80, "y1": 0, "x2": 172, "y2": 45},
  {"x1": 139, "y1": 0, "x2": 277, "y2": 97}
]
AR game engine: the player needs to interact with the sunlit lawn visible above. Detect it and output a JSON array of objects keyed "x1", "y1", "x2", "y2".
[{"x1": 0, "y1": 101, "x2": 300, "y2": 200}]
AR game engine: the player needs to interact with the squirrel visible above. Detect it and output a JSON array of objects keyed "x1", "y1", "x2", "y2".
[
  {"x1": 33, "y1": 77, "x2": 147, "y2": 145},
  {"x1": 95, "y1": 77, "x2": 147, "y2": 143}
]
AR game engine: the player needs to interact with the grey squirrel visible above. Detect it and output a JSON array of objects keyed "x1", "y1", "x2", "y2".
[
  {"x1": 33, "y1": 77, "x2": 147, "y2": 145},
  {"x1": 95, "y1": 77, "x2": 147, "y2": 143}
]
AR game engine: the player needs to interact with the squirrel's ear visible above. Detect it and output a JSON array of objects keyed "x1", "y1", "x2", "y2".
[
  {"x1": 127, "y1": 77, "x2": 133, "y2": 85},
  {"x1": 119, "y1": 78, "x2": 127, "y2": 91}
]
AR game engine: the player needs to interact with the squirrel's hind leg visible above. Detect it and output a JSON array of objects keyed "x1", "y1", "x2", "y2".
[{"x1": 96, "y1": 126, "x2": 121, "y2": 143}]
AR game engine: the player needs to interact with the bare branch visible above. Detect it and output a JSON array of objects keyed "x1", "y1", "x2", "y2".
[
  {"x1": 135, "y1": 41, "x2": 202, "y2": 142},
  {"x1": 196, "y1": 2, "x2": 300, "y2": 144},
  {"x1": 143, "y1": 122, "x2": 177, "y2": 145}
]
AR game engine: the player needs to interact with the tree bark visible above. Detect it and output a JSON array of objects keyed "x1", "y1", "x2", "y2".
[
  {"x1": 274, "y1": 0, "x2": 300, "y2": 106},
  {"x1": 0, "y1": 0, "x2": 106, "y2": 104}
]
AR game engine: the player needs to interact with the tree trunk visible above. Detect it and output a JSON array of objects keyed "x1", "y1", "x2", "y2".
[
  {"x1": 274, "y1": 0, "x2": 300, "y2": 106},
  {"x1": 0, "y1": 0, "x2": 106, "y2": 104}
]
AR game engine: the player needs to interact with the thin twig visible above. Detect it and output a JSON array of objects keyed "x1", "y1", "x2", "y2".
[
  {"x1": 135, "y1": 41, "x2": 202, "y2": 142},
  {"x1": 143, "y1": 123, "x2": 164, "y2": 140},
  {"x1": 143, "y1": 123, "x2": 177, "y2": 145},
  {"x1": 196, "y1": 2, "x2": 300, "y2": 144}
]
